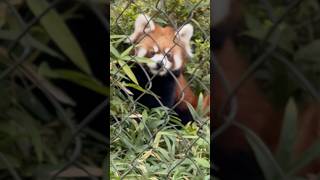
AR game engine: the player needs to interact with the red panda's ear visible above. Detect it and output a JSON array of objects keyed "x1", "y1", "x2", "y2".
[
  {"x1": 176, "y1": 24, "x2": 193, "y2": 57},
  {"x1": 125, "y1": 14, "x2": 155, "y2": 44}
]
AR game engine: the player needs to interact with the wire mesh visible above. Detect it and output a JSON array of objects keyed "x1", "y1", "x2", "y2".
[
  {"x1": 0, "y1": 0, "x2": 107, "y2": 179},
  {"x1": 1, "y1": 0, "x2": 319, "y2": 179},
  {"x1": 213, "y1": 0, "x2": 320, "y2": 179},
  {"x1": 110, "y1": 0, "x2": 210, "y2": 179}
]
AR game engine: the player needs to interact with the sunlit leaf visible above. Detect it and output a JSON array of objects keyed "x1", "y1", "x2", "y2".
[
  {"x1": 110, "y1": 44, "x2": 120, "y2": 58},
  {"x1": 194, "y1": 158, "x2": 210, "y2": 168},
  {"x1": 118, "y1": 60, "x2": 139, "y2": 85}
]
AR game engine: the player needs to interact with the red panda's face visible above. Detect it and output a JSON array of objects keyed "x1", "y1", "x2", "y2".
[{"x1": 127, "y1": 14, "x2": 193, "y2": 76}]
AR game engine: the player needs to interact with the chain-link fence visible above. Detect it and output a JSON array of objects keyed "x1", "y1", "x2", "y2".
[
  {"x1": 213, "y1": 0, "x2": 320, "y2": 179},
  {"x1": 2, "y1": 0, "x2": 319, "y2": 179},
  {"x1": 110, "y1": 0, "x2": 210, "y2": 179},
  {"x1": 0, "y1": 0, "x2": 108, "y2": 179}
]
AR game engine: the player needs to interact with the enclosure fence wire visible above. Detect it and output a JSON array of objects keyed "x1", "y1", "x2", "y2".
[
  {"x1": 1, "y1": 0, "x2": 318, "y2": 179},
  {"x1": 110, "y1": 0, "x2": 210, "y2": 179},
  {"x1": 212, "y1": 0, "x2": 320, "y2": 178},
  {"x1": 1, "y1": 0, "x2": 108, "y2": 180}
]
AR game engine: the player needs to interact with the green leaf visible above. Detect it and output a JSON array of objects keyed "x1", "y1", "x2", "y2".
[
  {"x1": 288, "y1": 140, "x2": 320, "y2": 175},
  {"x1": 118, "y1": 60, "x2": 139, "y2": 85},
  {"x1": 0, "y1": 30, "x2": 63, "y2": 59},
  {"x1": 42, "y1": 145, "x2": 58, "y2": 164},
  {"x1": 27, "y1": 35, "x2": 64, "y2": 60},
  {"x1": 110, "y1": 35, "x2": 127, "y2": 39},
  {"x1": 133, "y1": 56, "x2": 153, "y2": 63},
  {"x1": 0, "y1": 152, "x2": 21, "y2": 170},
  {"x1": 18, "y1": 88, "x2": 53, "y2": 122},
  {"x1": 125, "y1": 83, "x2": 146, "y2": 93},
  {"x1": 26, "y1": 0, "x2": 91, "y2": 74},
  {"x1": 196, "y1": 93, "x2": 204, "y2": 112},
  {"x1": 154, "y1": 18, "x2": 167, "y2": 25},
  {"x1": 243, "y1": 12, "x2": 266, "y2": 40},
  {"x1": 0, "y1": 30, "x2": 17, "y2": 40},
  {"x1": 26, "y1": 64, "x2": 76, "y2": 106},
  {"x1": 276, "y1": 98, "x2": 298, "y2": 169},
  {"x1": 193, "y1": 158, "x2": 210, "y2": 168},
  {"x1": 294, "y1": 40, "x2": 320, "y2": 62},
  {"x1": 42, "y1": 80, "x2": 76, "y2": 106},
  {"x1": 9, "y1": 109, "x2": 44, "y2": 163},
  {"x1": 110, "y1": 44, "x2": 120, "y2": 58},
  {"x1": 120, "y1": 134, "x2": 137, "y2": 152},
  {"x1": 243, "y1": 125, "x2": 284, "y2": 180},
  {"x1": 39, "y1": 63, "x2": 108, "y2": 96},
  {"x1": 156, "y1": 147, "x2": 171, "y2": 161},
  {"x1": 153, "y1": 132, "x2": 162, "y2": 148},
  {"x1": 186, "y1": 102, "x2": 200, "y2": 122},
  {"x1": 120, "y1": 46, "x2": 133, "y2": 57},
  {"x1": 27, "y1": 120, "x2": 43, "y2": 163}
]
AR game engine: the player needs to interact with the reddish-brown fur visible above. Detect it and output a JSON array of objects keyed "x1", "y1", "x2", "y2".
[
  {"x1": 214, "y1": 37, "x2": 284, "y2": 153},
  {"x1": 215, "y1": 0, "x2": 320, "y2": 177},
  {"x1": 134, "y1": 22, "x2": 200, "y2": 117},
  {"x1": 294, "y1": 103, "x2": 320, "y2": 175},
  {"x1": 136, "y1": 25, "x2": 189, "y2": 67},
  {"x1": 150, "y1": 25, "x2": 196, "y2": 109},
  {"x1": 175, "y1": 75, "x2": 198, "y2": 110}
]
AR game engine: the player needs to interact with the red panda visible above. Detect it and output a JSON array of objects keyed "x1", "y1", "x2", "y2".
[
  {"x1": 125, "y1": 14, "x2": 198, "y2": 124},
  {"x1": 213, "y1": 0, "x2": 283, "y2": 179},
  {"x1": 293, "y1": 103, "x2": 320, "y2": 175},
  {"x1": 213, "y1": 0, "x2": 320, "y2": 179}
]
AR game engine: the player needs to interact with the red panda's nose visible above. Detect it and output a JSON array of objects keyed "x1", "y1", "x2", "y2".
[{"x1": 156, "y1": 63, "x2": 162, "y2": 69}]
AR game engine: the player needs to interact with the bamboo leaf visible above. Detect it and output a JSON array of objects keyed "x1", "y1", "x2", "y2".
[
  {"x1": 118, "y1": 60, "x2": 139, "y2": 85},
  {"x1": 276, "y1": 98, "x2": 298, "y2": 169},
  {"x1": 0, "y1": 30, "x2": 64, "y2": 59},
  {"x1": 39, "y1": 63, "x2": 108, "y2": 96},
  {"x1": 26, "y1": 64, "x2": 76, "y2": 106},
  {"x1": 289, "y1": 140, "x2": 320, "y2": 175},
  {"x1": 110, "y1": 35, "x2": 127, "y2": 39},
  {"x1": 193, "y1": 158, "x2": 210, "y2": 168},
  {"x1": 133, "y1": 56, "x2": 153, "y2": 63},
  {"x1": 26, "y1": 0, "x2": 91, "y2": 74},
  {"x1": 120, "y1": 46, "x2": 133, "y2": 58},
  {"x1": 9, "y1": 109, "x2": 44, "y2": 163},
  {"x1": 110, "y1": 44, "x2": 120, "y2": 58},
  {"x1": 243, "y1": 125, "x2": 284, "y2": 180}
]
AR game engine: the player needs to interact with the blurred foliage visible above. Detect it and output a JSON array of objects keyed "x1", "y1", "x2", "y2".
[
  {"x1": 0, "y1": 0, "x2": 106, "y2": 179},
  {"x1": 238, "y1": 0, "x2": 320, "y2": 179},
  {"x1": 242, "y1": 0, "x2": 320, "y2": 106},
  {"x1": 110, "y1": 0, "x2": 210, "y2": 179}
]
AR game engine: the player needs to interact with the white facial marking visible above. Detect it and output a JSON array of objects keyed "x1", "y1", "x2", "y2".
[
  {"x1": 173, "y1": 54, "x2": 183, "y2": 70},
  {"x1": 153, "y1": 46, "x2": 159, "y2": 53},
  {"x1": 137, "y1": 48, "x2": 147, "y2": 57},
  {"x1": 147, "y1": 53, "x2": 172, "y2": 76}
]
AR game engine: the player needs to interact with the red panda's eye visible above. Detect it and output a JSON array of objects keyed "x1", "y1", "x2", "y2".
[
  {"x1": 166, "y1": 53, "x2": 173, "y2": 60},
  {"x1": 145, "y1": 51, "x2": 155, "y2": 58},
  {"x1": 149, "y1": 51, "x2": 155, "y2": 57}
]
